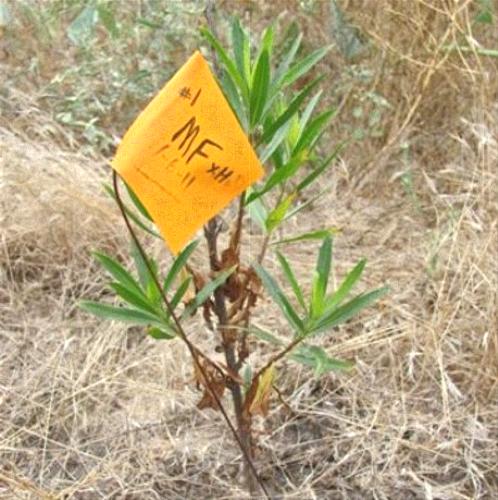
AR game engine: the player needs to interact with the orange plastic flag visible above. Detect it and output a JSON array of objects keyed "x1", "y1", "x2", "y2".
[{"x1": 112, "y1": 51, "x2": 264, "y2": 253}]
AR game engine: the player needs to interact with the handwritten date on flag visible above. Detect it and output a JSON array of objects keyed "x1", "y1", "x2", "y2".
[{"x1": 111, "y1": 51, "x2": 264, "y2": 254}]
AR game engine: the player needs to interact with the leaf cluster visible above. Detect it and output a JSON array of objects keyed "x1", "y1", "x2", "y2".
[
  {"x1": 81, "y1": 17, "x2": 388, "y2": 397},
  {"x1": 253, "y1": 236, "x2": 388, "y2": 374},
  {"x1": 201, "y1": 19, "x2": 341, "y2": 234},
  {"x1": 81, "y1": 240, "x2": 234, "y2": 340}
]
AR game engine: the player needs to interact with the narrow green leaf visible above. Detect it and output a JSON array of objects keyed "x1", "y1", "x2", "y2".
[
  {"x1": 125, "y1": 183, "x2": 152, "y2": 221},
  {"x1": 130, "y1": 242, "x2": 161, "y2": 303},
  {"x1": 270, "y1": 144, "x2": 285, "y2": 170},
  {"x1": 258, "y1": 120, "x2": 291, "y2": 164},
  {"x1": 109, "y1": 282, "x2": 159, "y2": 316},
  {"x1": 296, "y1": 145, "x2": 342, "y2": 193},
  {"x1": 280, "y1": 45, "x2": 331, "y2": 88},
  {"x1": 131, "y1": 243, "x2": 149, "y2": 289},
  {"x1": 283, "y1": 185, "x2": 331, "y2": 223},
  {"x1": 272, "y1": 228, "x2": 339, "y2": 246},
  {"x1": 248, "y1": 326, "x2": 285, "y2": 345},
  {"x1": 324, "y1": 259, "x2": 366, "y2": 313},
  {"x1": 443, "y1": 44, "x2": 498, "y2": 58},
  {"x1": 194, "y1": 266, "x2": 235, "y2": 306},
  {"x1": 251, "y1": 24, "x2": 275, "y2": 110},
  {"x1": 170, "y1": 277, "x2": 192, "y2": 311},
  {"x1": 231, "y1": 17, "x2": 251, "y2": 85},
  {"x1": 148, "y1": 326, "x2": 175, "y2": 340},
  {"x1": 276, "y1": 252, "x2": 306, "y2": 312},
  {"x1": 221, "y1": 68, "x2": 248, "y2": 131},
  {"x1": 79, "y1": 301, "x2": 163, "y2": 326},
  {"x1": 312, "y1": 286, "x2": 389, "y2": 335},
  {"x1": 272, "y1": 32, "x2": 302, "y2": 91},
  {"x1": 163, "y1": 240, "x2": 198, "y2": 293},
  {"x1": 291, "y1": 345, "x2": 354, "y2": 374},
  {"x1": 247, "y1": 153, "x2": 303, "y2": 203},
  {"x1": 298, "y1": 90, "x2": 323, "y2": 137},
  {"x1": 250, "y1": 49, "x2": 271, "y2": 128},
  {"x1": 310, "y1": 236, "x2": 332, "y2": 318},
  {"x1": 285, "y1": 112, "x2": 301, "y2": 150},
  {"x1": 246, "y1": 189, "x2": 268, "y2": 231},
  {"x1": 261, "y1": 75, "x2": 323, "y2": 144},
  {"x1": 293, "y1": 109, "x2": 335, "y2": 155},
  {"x1": 253, "y1": 263, "x2": 305, "y2": 334},
  {"x1": 182, "y1": 266, "x2": 236, "y2": 317},
  {"x1": 260, "y1": 23, "x2": 275, "y2": 56},
  {"x1": 242, "y1": 364, "x2": 253, "y2": 388},
  {"x1": 275, "y1": 21, "x2": 299, "y2": 58},
  {"x1": 471, "y1": 46, "x2": 498, "y2": 57},
  {"x1": 201, "y1": 27, "x2": 249, "y2": 103},
  {"x1": 103, "y1": 184, "x2": 160, "y2": 238},
  {"x1": 266, "y1": 193, "x2": 296, "y2": 232},
  {"x1": 136, "y1": 17, "x2": 162, "y2": 29},
  {"x1": 93, "y1": 252, "x2": 142, "y2": 295},
  {"x1": 146, "y1": 278, "x2": 161, "y2": 306}
]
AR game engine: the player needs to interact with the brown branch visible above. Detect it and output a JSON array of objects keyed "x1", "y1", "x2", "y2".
[
  {"x1": 204, "y1": 218, "x2": 221, "y2": 271},
  {"x1": 272, "y1": 383, "x2": 294, "y2": 414},
  {"x1": 230, "y1": 192, "x2": 246, "y2": 257},
  {"x1": 257, "y1": 232, "x2": 271, "y2": 264}
]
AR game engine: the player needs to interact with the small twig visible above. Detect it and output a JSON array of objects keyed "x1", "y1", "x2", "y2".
[
  {"x1": 230, "y1": 192, "x2": 246, "y2": 257},
  {"x1": 257, "y1": 232, "x2": 271, "y2": 264},
  {"x1": 256, "y1": 183, "x2": 287, "y2": 264},
  {"x1": 254, "y1": 336, "x2": 303, "y2": 381},
  {"x1": 272, "y1": 384, "x2": 294, "y2": 414},
  {"x1": 204, "y1": 218, "x2": 221, "y2": 271},
  {"x1": 192, "y1": 345, "x2": 240, "y2": 384}
]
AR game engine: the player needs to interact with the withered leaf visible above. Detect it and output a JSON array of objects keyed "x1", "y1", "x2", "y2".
[
  {"x1": 193, "y1": 358, "x2": 226, "y2": 411},
  {"x1": 244, "y1": 365, "x2": 276, "y2": 417},
  {"x1": 196, "y1": 379, "x2": 225, "y2": 410},
  {"x1": 221, "y1": 247, "x2": 239, "y2": 268}
]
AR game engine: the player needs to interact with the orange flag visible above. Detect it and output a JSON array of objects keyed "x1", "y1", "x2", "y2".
[{"x1": 112, "y1": 51, "x2": 264, "y2": 253}]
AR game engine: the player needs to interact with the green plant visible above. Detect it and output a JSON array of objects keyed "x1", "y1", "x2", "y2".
[{"x1": 80, "y1": 15, "x2": 388, "y2": 497}]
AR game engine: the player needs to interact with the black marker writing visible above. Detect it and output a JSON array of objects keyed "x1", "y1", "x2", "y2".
[
  {"x1": 191, "y1": 88, "x2": 201, "y2": 106},
  {"x1": 182, "y1": 172, "x2": 196, "y2": 189},
  {"x1": 187, "y1": 138, "x2": 222, "y2": 164},
  {"x1": 179, "y1": 87, "x2": 192, "y2": 99},
  {"x1": 171, "y1": 116, "x2": 223, "y2": 164},
  {"x1": 207, "y1": 162, "x2": 233, "y2": 183},
  {"x1": 154, "y1": 143, "x2": 170, "y2": 156},
  {"x1": 172, "y1": 117, "x2": 200, "y2": 158}
]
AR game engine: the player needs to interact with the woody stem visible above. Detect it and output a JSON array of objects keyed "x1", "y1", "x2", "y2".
[{"x1": 204, "y1": 216, "x2": 257, "y2": 495}]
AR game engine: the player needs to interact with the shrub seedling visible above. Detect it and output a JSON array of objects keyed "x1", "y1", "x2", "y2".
[{"x1": 81, "y1": 17, "x2": 388, "y2": 497}]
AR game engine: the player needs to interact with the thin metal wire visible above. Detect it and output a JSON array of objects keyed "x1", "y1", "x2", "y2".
[{"x1": 112, "y1": 170, "x2": 270, "y2": 499}]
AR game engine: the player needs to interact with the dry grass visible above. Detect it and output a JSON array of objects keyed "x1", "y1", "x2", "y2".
[{"x1": 1, "y1": 1, "x2": 498, "y2": 498}]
